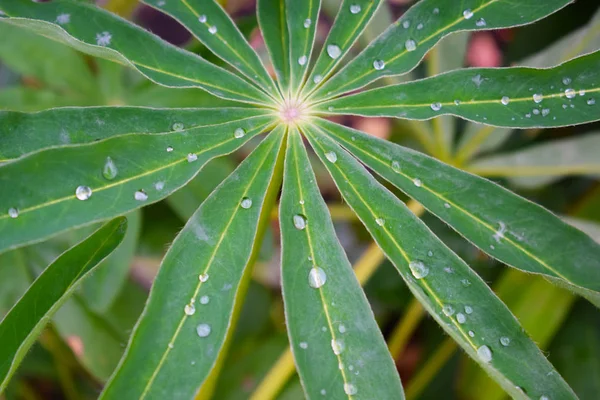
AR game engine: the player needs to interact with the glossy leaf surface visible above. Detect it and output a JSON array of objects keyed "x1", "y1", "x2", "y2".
[
  {"x1": 286, "y1": 0, "x2": 320, "y2": 94},
  {"x1": 258, "y1": 0, "x2": 292, "y2": 94},
  {"x1": 304, "y1": 125, "x2": 577, "y2": 400},
  {"x1": 0, "y1": 217, "x2": 127, "y2": 392},
  {"x1": 101, "y1": 128, "x2": 285, "y2": 399},
  {"x1": 280, "y1": 128, "x2": 404, "y2": 399}
]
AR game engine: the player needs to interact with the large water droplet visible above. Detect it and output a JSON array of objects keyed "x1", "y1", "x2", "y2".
[
  {"x1": 431, "y1": 102, "x2": 442, "y2": 111},
  {"x1": 327, "y1": 44, "x2": 342, "y2": 59},
  {"x1": 475, "y1": 18, "x2": 486, "y2": 27},
  {"x1": 208, "y1": 26, "x2": 217, "y2": 35},
  {"x1": 565, "y1": 88, "x2": 576, "y2": 99},
  {"x1": 409, "y1": 260, "x2": 429, "y2": 279},
  {"x1": 325, "y1": 151, "x2": 337, "y2": 163},
  {"x1": 298, "y1": 55, "x2": 307, "y2": 66},
  {"x1": 413, "y1": 178, "x2": 422, "y2": 187},
  {"x1": 196, "y1": 323, "x2": 211, "y2": 337},
  {"x1": 75, "y1": 185, "x2": 92, "y2": 201},
  {"x1": 464, "y1": 305, "x2": 473, "y2": 314},
  {"x1": 468, "y1": 330, "x2": 475, "y2": 337},
  {"x1": 533, "y1": 93, "x2": 543, "y2": 103},
  {"x1": 293, "y1": 214, "x2": 307, "y2": 230},
  {"x1": 463, "y1": 9, "x2": 473, "y2": 19},
  {"x1": 501, "y1": 96, "x2": 510, "y2": 106},
  {"x1": 309, "y1": 267, "x2": 327, "y2": 288},
  {"x1": 198, "y1": 15, "x2": 207, "y2": 23},
  {"x1": 184, "y1": 303, "x2": 196, "y2": 316},
  {"x1": 373, "y1": 59, "x2": 385, "y2": 70},
  {"x1": 187, "y1": 153, "x2": 198, "y2": 163},
  {"x1": 200, "y1": 295, "x2": 210, "y2": 304},
  {"x1": 442, "y1": 305, "x2": 455, "y2": 317},
  {"x1": 240, "y1": 197, "x2": 252, "y2": 209},
  {"x1": 234, "y1": 128, "x2": 245, "y2": 139},
  {"x1": 405, "y1": 39, "x2": 417, "y2": 52},
  {"x1": 172, "y1": 122, "x2": 184, "y2": 131},
  {"x1": 331, "y1": 338, "x2": 345, "y2": 355},
  {"x1": 500, "y1": 336, "x2": 511, "y2": 346},
  {"x1": 134, "y1": 190, "x2": 148, "y2": 201},
  {"x1": 313, "y1": 74, "x2": 323, "y2": 84},
  {"x1": 303, "y1": 18, "x2": 312, "y2": 28},
  {"x1": 375, "y1": 218, "x2": 385, "y2": 226},
  {"x1": 349, "y1": 4, "x2": 361, "y2": 14},
  {"x1": 102, "y1": 157, "x2": 118, "y2": 180},
  {"x1": 456, "y1": 313, "x2": 466, "y2": 324},
  {"x1": 344, "y1": 383, "x2": 357, "y2": 395},
  {"x1": 199, "y1": 273, "x2": 209, "y2": 282},
  {"x1": 8, "y1": 207, "x2": 19, "y2": 219},
  {"x1": 477, "y1": 345, "x2": 493, "y2": 363}
]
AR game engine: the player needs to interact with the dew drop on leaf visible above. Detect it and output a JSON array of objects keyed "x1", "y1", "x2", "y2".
[
  {"x1": 196, "y1": 323, "x2": 211, "y2": 337},
  {"x1": 331, "y1": 338, "x2": 345, "y2": 355},
  {"x1": 456, "y1": 313, "x2": 466, "y2": 324},
  {"x1": 314, "y1": 74, "x2": 323, "y2": 84},
  {"x1": 293, "y1": 214, "x2": 307, "y2": 230},
  {"x1": 304, "y1": 18, "x2": 312, "y2": 28},
  {"x1": 465, "y1": 305, "x2": 473, "y2": 314},
  {"x1": 172, "y1": 122, "x2": 184, "y2": 131},
  {"x1": 463, "y1": 9, "x2": 474, "y2": 19},
  {"x1": 373, "y1": 59, "x2": 385, "y2": 70},
  {"x1": 187, "y1": 153, "x2": 198, "y2": 163},
  {"x1": 299, "y1": 342, "x2": 308, "y2": 349},
  {"x1": 588, "y1": 98, "x2": 596, "y2": 105},
  {"x1": 325, "y1": 151, "x2": 337, "y2": 163},
  {"x1": 500, "y1": 336, "x2": 511, "y2": 346},
  {"x1": 476, "y1": 18, "x2": 486, "y2": 27},
  {"x1": 533, "y1": 93, "x2": 543, "y2": 103},
  {"x1": 468, "y1": 330, "x2": 475, "y2": 337},
  {"x1": 8, "y1": 207, "x2": 18, "y2": 219},
  {"x1": 413, "y1": 178, "x2": 422, "y2": 187},
  {"x1": 477, "y1": 345, "x2": 493, "y2": 363},
  {"x1": 579, "y1": 89, "x2": 586, "y2": 96},
  {"x1": 375, "y1": 218, "x2": 385, "y2": 226},
  {"x1": 431, "y1": 102, "x2": 442, "y2": 111},
  {"x1": 402, "y1": 20, "x2": 410, "y2": 29},
  {"x1": 298, "y1": 55, "x2": 308, "y2": 66},
  {"x1": 442, "y1": 305, "x2": 455, "y2": 317},
  {"x1": 308, "y1": 267, "x2": 327, "y2": 288},
  {"x1": 154, "y1": 181, "x2": 165, "y2": 191},
  {"x1": 405, "y1": 39, "x2": 417, "y2": 52},
  {"x1": 199, "y1": 273, "x2": 209, "y2": 282},
  {"x1": 240, "y1": 197, "x2": 252, "y2": 209},
  {"x1": 327, "y1": 44, "x2": 342, "y2": 59},
  {"x1": 208, "y1": 26, "x2": 217, "y2": 35},
  {"x1": 199, "y1": 15, "x2": 207, "y2": 23},
  {"x1": 184, "y1": 303, "x2": 195, "y2": 316},
  {"x1": 234, "y1": 128, "x2": 246, "y2": 139},
  {"x1": 350, "y1": 4, "x2": 361, "y2": 14},
  {"x1": 338, "y1": 324, "x2": 346, "y2": 333},
  {"x1": 501, "y1": 96, "x2": 510, "y2": 105},
  {"x1": 134, "y1": 190, "x2": 148, "y2": 202},
  {"x1": 75, "y1": 185, "x2": 92, "y2": 201},
  {"x1": 344, "y1": 383, "x2": 357, "y2": 395},
  {"x1": 200, "y1": 295, "x2": 209, "y2": 304},
  {"x1": 391, "y1": 160, "x2": 401, "y2": 173},
  {"x1": 409, "y1": 260, "x2": 429, "y2": 279},
  {"x1": 562, "y1": 77, "x2": 571, "y2": 85},
  {"x1": 102, "y1": 157, "x2": 118, "y2": 180},
  {"x1": 565, "y1": 88, "x2": 576, "y2": 99},
  {"x1": 166, "y1": 146, "x2": 174, "y2": 152}
]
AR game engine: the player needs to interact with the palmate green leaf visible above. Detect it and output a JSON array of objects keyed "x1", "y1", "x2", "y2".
[
  {"x1": 143, "y1": 0, "x2": 280, "y2": 102},
  {"x1": 318, "y1": 50, "x2": 600, "y2": 128},
  {"x1": 0, "y1": 0, "x2": 272, "y2": 105},
  {"x1": 313, "y1": 0, "x2": 574, "y2": 101},
  {"x1": 0, "y1": 114, "x2": 275, "y2": 253},
  {"x1": 303, "y1": 125, "x2": 577, "y2": 400},
  {"x1": 0, "y1": 217, "x2": 127, "y2": 393},
  {"x1": 301, "y1": 0, "x2": 383, "y2": 99},
  {"x1": 469, "y1": 133, "x2": 600, "y2": 189},
  {"x1": 0, "y1": 107, "x2": 265, "y2": 162},
  {"x1": 315, "y1": 119, "x2": 600, "y2": 307},
  {"x1": 102, "y1": 127, "x2": 285, "y2": 399},
  {"x1": 280, "y1": 128, "x2": 403, "y2": 399},
  {"x1": 258, "y1": 0, "x2": 292, "y2": 95}
]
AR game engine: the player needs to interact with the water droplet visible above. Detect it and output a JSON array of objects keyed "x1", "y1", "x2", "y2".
[
  {"x1": 299, "y1": 342, "x2": 308, "y2": 349},
  {"x1": 501, "y1": 96, "x2": 510, "y2": 105},
  {"x1": 240, "y1": 197, "x2": 252, "y2": 209},
  {"x1": 331, "y1": 338, "x2": 345, "y2": 355},
  {"x1": 373, "y1": 59, "x2": 385, "y2": 70},
  {"x1": 200, "y1": 295, "x2": 210, "y2": 304},
  {"x1": 325, "y1": 151, "x2": 337, "y2": 163},
  {"x1": 293, "y1": 214, "x2": 307, "y2": 230},
  {"x1": 313, "y1": 74, "x2": 323, "y2": 84},
  {"x1": 500, "y1": 336, "x2": 511, "y2": 346},
  {"x1": 409, "y1": 260, "x2": 429, "y2": 279},
  {"x1": 327, "y1": 44, "x2": 342, "y2": 59},
  {"x1": 477, "y1": 345, "x2": 493, "y2": 363},
  {"x1": 533, "y1": 93, "x2": 543, "y2": 103},
  {"x1": 199, "y1": 273, "x2": 209, "y2": 282},
  {"x1": 303, "y1": 18, "x2": 311, "y2": 28},
  {"x1": 154, "y1": 181, "x2": 165, "y2": 191},
  {"x1": 349, "y1": 4, "x2": 361, "y2": 14},
  {"x1": 375, "y1": 218, "x2": 385, "y2": 226},
  {"x1": 442, "y1": 305, "x2": 455, "y2": 317},
  {"x1": 198, "y1": 15, "x2": 207, "y2": 23},
  {"x1": 463, "y1": 9, "x2": 473, "y2": 19},
  {"x1": 95, "y1": 31, "x2": 112, "y2": 47},
  {"x1": 476, "y1": 18, "x2": 486, "y2": 27},
  {"x1": 56, "y1": 13, "x2": 70, "y2": 25},
  {"x1": 542, "y1": 108, "x2": 550, "y2": 117},
  {"x1": 102, "y1": 157, "x2": 118, "y2": 180},
  {"x1": 168, "y1": 342, "x2": 174, "y2": 349},
  {"x1": 431, "y1": 102, "x2": 442, "y2": 111},
  {"x1": 533, "y1": 109, "x2": 540, "y2": 115},
  {"x1": 309, "y1": 267, "x2": 327, "y2": 288},
  {"x1": 405, "y1": 39, "x2": 417, "y2": 52},
  {"x1": 320, "y1": 389, "x2": 326, "y2": 396},
  {"x1": 8, "y1": 208, "x2": 18, "y2": 219},
  {"x1": 413, "y1": 178, "x2": 422, "y2": 187},
  {"x1": 579, "y1": 89, "x2": 586, "y2": 96},
  {"x1": 565, "y1": 88, "x2": 576, "y2": 99},
  {"x1": 444, "y1": 203, "x2": 451, "y2": 208},
  {"x1": 433, "y1": 7, "x2": 440, "y2": 14},
  {"x1": 339, "y1": 324, "x2": 346, "y2": 333},
  {"x1": 208, "y1": 26, "x2": 217, "y2": 35},
  {"x1": 464, "y1": 305, "x2": 473, "y2": 314},
  {"x1": 166, "y1": 146, "x2": 174, "y2": 152},
  {"x1": 187, "y1": 153, "x2": 198, "y2": 162},
  {"x1": 391, "y1": 160, "x2": 401, "y2": 173},
  {"x1": 562, "y1": 77, "x2": 571, "y2": 85},
  {"x1": 134, "y1": 190, "x2": 148, "y2": 202},
  {"x1": 298, "y1": 55, "x2": 307, "y2": 66},
  {"x1": 468, "y1": 330, "x2": 475, "y2": 337},
  {"x1": 344, "y1": 383, "x2": 357, "y2": 395},
  {"x1": 75, "y1": 186, "x2": 92, "y2": 201},
  {"x1": 172, "y1": 122, "x2": 184, "y2": 131},
  {"x1": 540, "y1": 395, "x2": 549, "y2": 400},
  {"x1": 461, "y1": 278, "x2": 471, "y2": 287},
  {"x1": 196, "y1": 323, "x2": 211, "y2": 337},
  {"x1": 456, "y1": 313, "x2": 466, "y2": 324},
  {"x1": 234, "y1": 128, "x2": 245, "y2": 139},
  {"x1": 588, "y1": 98, "x2": 596, "y2": 105},
  {"x1": 417, "y1": 23, "x2": 424, "y2": 30},
  {"x1": 184, "y1": 303, "x2": 196, "y2": 315},
  {"x1": 299, "y1": 199, "x2": 305, "y2": 205}
]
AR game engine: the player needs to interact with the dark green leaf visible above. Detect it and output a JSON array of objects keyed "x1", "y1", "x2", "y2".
[
  {"x1": 286, "y1": 0, "x2": 321, "y2": 94},
  {"x1": 258, "y1": 0, "x2": 291, "y2": 94}
]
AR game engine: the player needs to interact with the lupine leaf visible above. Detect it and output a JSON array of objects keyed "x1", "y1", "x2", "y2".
[
  {"x1": 258, "y1": 0, "x2": 291, "y2": 95},
  {"x1": 314, "y1": 119, "x2": 600, "y2": 306},
  {"x1": 301, "y1": 0, "x2": 383, "y2": 99},
  {"x1": 303, "y1": 125, "x2": 577, "y2": 400},
  {"x1": 0, "y1": 107, "x2": 266, "y2": 162},
  {"x1": 0, "y1": 0, "x2": 272, "y2": 105},
  {"x1": 280, "y1": 127, "x2": 404, "y2": 399},
  {"x1": 101, "y1": 127, "x2": 285, "y2": 399},
  {"x1": 313, "y1": 0, "x2": 574, "y2": 100},
  {"x1": 143, "y1": 0, "x2": 280, "y2": 101},
  {"x1": 0, "y1": 115, "x2": 275, "y2": 253},
  {"x1": 468, "y1": 133, "x2": 600, "y2": 188},
  {"x1": 318, "y1": 50, "x2": 600, "y2": 128},
  {"x1": 0, "y1": 217, "x2": 127, "y2": 393}
]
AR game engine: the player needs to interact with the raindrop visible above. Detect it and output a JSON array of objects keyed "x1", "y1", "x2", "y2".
[
  {"x1": 542, "y1": 108, "x2": 550, "y2": 117},
  {"x1": 349, "y1": 4, "x2": 361, "y2": 14},
  {"x1": 475, "y1": 18, "x2": 486, "y2": 27},
  {"x1": 166, "y1": 146, "x2": 174, "y2": 152},
  {"x1": 339, "y1": 324, "x2": 346, "y2": 334},
  {"x1": 442, "y1": 305, "x2": 455, "y2": 317},
  {"x1": 562, "y1": 77, "x2": 571, "y2": 85},
  {"x1": 293, "y1": 214, "x2": 307, "y2": 230},
  {"x1": 477, "y1": 345, "x2": 493, "y2": 363},
  {"x1": 540, "y1": 396, "x2": 549, "y2": 400},
  {"x1": 454, "y1": 99, "x2": 461, "y2": 105},
  {"x1": 427, "y1": 250, "x2": 433, "y2": 257},
  {"x1": 409, "y1": 260, "x2": 429, "y2": 279},
  {"x1": 463, "y1": 9, "x2": 474, "y2": 19},
  {"x1": 533, "y1": 109, "x2": 540, "y2": 115},
  {"x1": 134, "y1": 190, "x2": 148, "y2": 201},
  {"x1": 234, "y1": 128, "x2": 246, "y2": 138},
  {"x1": 501, "y1": 96, "x2": 510, "y2": 105},
  {"x1": 172, "y1": 122, "x2": 185, "y2": 131},
  {"x1": 325, "y1": 151, "x2": 337, "y2": 163},
  {"x1": 444, "y1": 203, "x2": 451, "y2": 209},
  {"x1": 184, "y1": 303, "x2": 196, "y2": 316},
  {"x1": 579, "y1": 89, "x2": 586, "y2": 96},
  {"x1": 391, "y1": 160, "x2": 401, "y2": 173},
  {"x1": 413, "y1": 178, "x2": 422, "y2": 187},
  {"x1": 8, "y1": 208, "x2": 18, "y2": 219},
  {"x1": 187, "y1": 153, "x2": 198, "y2": 162},
  {"x1": 313, "y1": 75, "x2": 323, "y2": 84},
  {"x1": 373, "y1": 59, "x2": 385, "y2": 70},
  {"x1": 468, "y1": 330, "x2": 475, "y2": 337},
  {"x1": 56, "y1": 13, "x2": 70, "y2": 25},
  {"x1": 304, "y1": 19, "x2": 312, "y2": 28},
  {"x1": 331, "y1": 338, "x2": 345, "y2": 355},
  {"x1": 533, "y1": 93, "x2": 543, "y2": 103},
  {"x1": 299, "y1": 342, "x2": 308, "y2": 349},
  {"x1": 500, "y1": 336, "x2": 511, "y2": 346},
  {"x1": 199, "y1": 273, "x2": 209, "y2": 282},
  {"x1": 344, "y1": 383, "x2": 357, "y2": 395},
  {"x1": 240, "y1": 197, "x2": 252, "y2": 209},
  {"x1": 433, "y1": 8, "x2": 440, "y2": 14},
  {"x1": 461, "y1": 278, "x2": 471, "y2": 287},
  {"x1": 327, "y1": 44, "x2": 342, "y2": 59},
  {"x1": 588, "y1": 98, "x2": 596, "y2": 105},
  {"x1": 102, "y1": 157, "x2": 118, "y2": 180},
  {"x1": 208, "y1": 26, "x2": 218, "y2": 35},
  {"x1": 168, "y1": 343, "x2": 174, "y2": 349},
  {"x1": 196, "y1": 323, "x2": 211, "y2": 337},
  {"x1": 309, "y1": 267, "x2": 327, "y2": 288},
  {"x1": 154, "y1": 181, "x2": 165, "y2": 191},
  {"x1": 298, "y1": 55, "x2": 308, "y2": 66},
  {"x1": 402, "y1": 20, "x2": 411, "y2": 29},
  {"x1": 198, "y1": 15, "x2": 207, "y2": 23},
  {"x1": 321, "y1": 389, "x2": 327, "y2": 396},
  {"x1": 417, "y1": 23, "x2": 424, "y2": 30},
  {"x1": 200, "y1": 295, "x2": 210, "y2": 304},
  {"x1": 375, "y1": 218, "x2": 385, "y2": 226},
  {"x1": 456, "y1": 313, "x2": 466, "y2": 324},
  {"x1": 405, "y1": 39, "x2": 417, "y2": 52},
  {"x1": 76, "y1": 186, "x2": 92, "y2": 201},
  {"x1": 465, "y1": 305, "x2": 473, "y2": 314},
  {"x1": 565, "y1": 88, "x2": 576, "y2": 99},
  {"x1": 431, "y1": 102, "x2": 442, "y2": 111}
]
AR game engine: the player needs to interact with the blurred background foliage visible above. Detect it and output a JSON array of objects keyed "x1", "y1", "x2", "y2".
[{"x1": 1, "y1": 0, "x2": 599, "y2": 399}]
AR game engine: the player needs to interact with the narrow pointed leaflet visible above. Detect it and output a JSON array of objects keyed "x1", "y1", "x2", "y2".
[
  {"x1": 280, "y1": 128, "x2": 404, "y2": 399},
  {"x1": 304, "y1": 125, "x2": 577, "y2": 400},
  {"x1": 313, "y1": 0, "x2": 575, "y2": 101},
  {"x1": 0, "y1": 217, "x2": 127, "y2": 393},
  {"x1": 143, "y1": 0, "x2": 280, "y2": 102},
  {"x1": 314, "y1": 119, "x2": 600, "y2": 307},
  {"x1": 285, "y1": 0, "x2": 320, "y2": 94},
  {"x1": 318, "y1": 50, "x2": 600, "y2": 128},
  {"x1": 101, "y1": 128, "x2": 286, "y2": 400},
  {"x1": 0, "y1": 0, "x2": 272, "y2": 105},
  {"x1": 0, "y1": 115, "x2": 275, "y2": 253},
  {"x1": 0, "y1": 107, "x2": 268, "y2": 162},
  {"x1": 301, "y1": 0, "x2": 383, "y2": 99}
]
